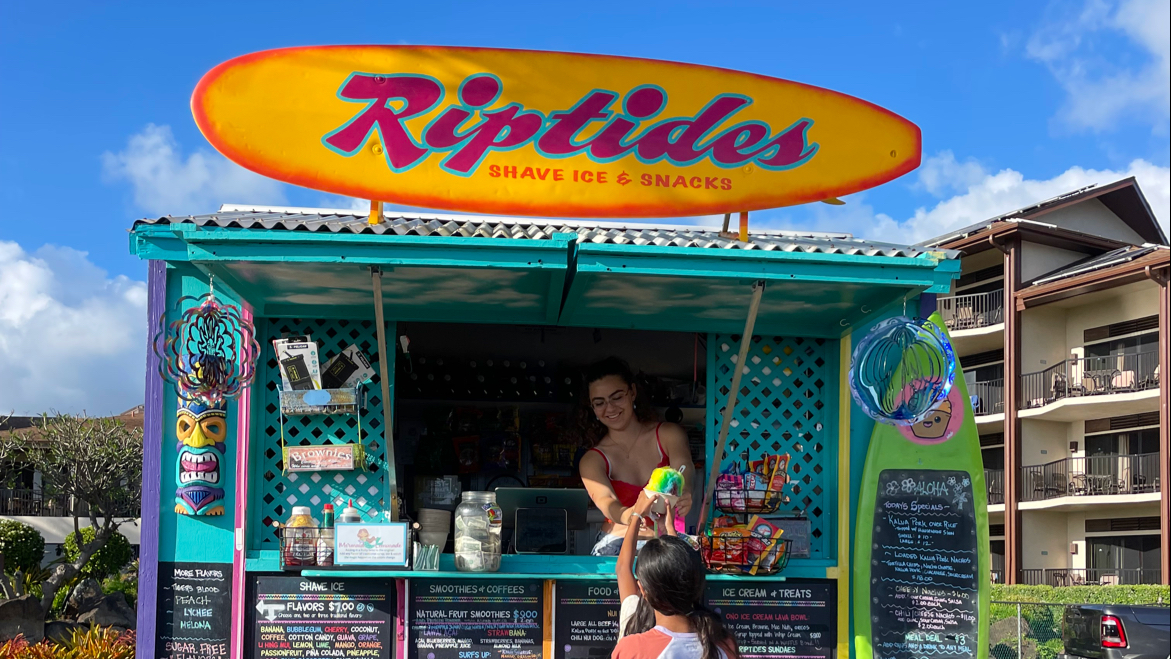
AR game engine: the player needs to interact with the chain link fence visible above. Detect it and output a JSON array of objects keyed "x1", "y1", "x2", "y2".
[{"x1": 990, "y1": 602, "x2": 1066, "y2": 659}]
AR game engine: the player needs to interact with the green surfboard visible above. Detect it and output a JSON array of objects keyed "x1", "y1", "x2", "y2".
[{"x1": 853, "y1": 312, "x2": 990, "y2": 659}]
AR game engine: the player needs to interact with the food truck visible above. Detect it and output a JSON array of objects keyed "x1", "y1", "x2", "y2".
[{"x1": 131, "y1": 46, "x2": 987, "y2": 659}]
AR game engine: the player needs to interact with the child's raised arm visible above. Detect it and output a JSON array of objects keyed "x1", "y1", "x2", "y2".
[{"x1": 616, "y1": 491, "x2": 656, "y2": 601}]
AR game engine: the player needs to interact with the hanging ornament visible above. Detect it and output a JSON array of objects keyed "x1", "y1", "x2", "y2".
[
  {"x1": 155, "y1": 277, "x2": 260, "y2": 404},
  {"x1": 849, "y1": 315, "x2": 956, "y2": 426}
]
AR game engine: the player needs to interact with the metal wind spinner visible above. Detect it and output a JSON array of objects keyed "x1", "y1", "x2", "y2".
[{"x1": 155, "y1": 277, "x2": 260, "y2": 404}]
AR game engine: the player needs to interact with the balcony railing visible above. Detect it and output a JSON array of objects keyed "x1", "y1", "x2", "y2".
[
  {"x1": 985, "y1": 469, "x2": 1004, "y2": 505},
  {"x1": 0, "y1": 488, "x2": 85, "y2": 517},
  {"x1": 970, "y1": 379, "x2": 1004, "y2": 416},
  {"x1": 1020, "y1": 567, "x2": 1162, "y2": 586},
  {"x1": 939, "y1": 289, "x2": 1004, "y2": 331},
  {"x1": 1021, "y1": 349, "x2": 1160, "y2": 410},
  {"x1": 1021, "y1": 453, "x2": 1162, "y2": 502}
]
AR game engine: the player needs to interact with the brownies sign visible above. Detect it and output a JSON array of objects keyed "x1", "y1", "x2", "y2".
[
  {"x1": 285, "y1": 444, "x2": 360, "y2": 472},
  {"x1": 193, "y1": 46, "x2": 920, "y2": 218}
]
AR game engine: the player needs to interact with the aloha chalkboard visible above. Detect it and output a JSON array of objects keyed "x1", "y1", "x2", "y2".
[
  {"x1": 156, "y1": 561, "x2": 232, "y2": 659},
  {"x1": 251, "y1": 575, "x2": 394, "y2": 659},
  {"x1": 870, "y1": 469, "x2": 979, "y2": 659},
  {"x1": 409, "y1": 578, "x2": 544, "y2": 659},
  {"x1": 705, "y1": 580, "x2": 836, "y2": 659},
  {"x1": 554, "y1": 581, "x2": 620, "y2": 659}
]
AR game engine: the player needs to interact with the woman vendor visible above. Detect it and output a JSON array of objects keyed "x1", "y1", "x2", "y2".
[{"x1": 578, "y1": 357, "x2": 695, "y2": 556}]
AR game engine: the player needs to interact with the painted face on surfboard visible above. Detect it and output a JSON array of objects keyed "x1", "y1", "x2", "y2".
[{"x1": 898, "y1": 384, "x2": 963, "y2": 445}]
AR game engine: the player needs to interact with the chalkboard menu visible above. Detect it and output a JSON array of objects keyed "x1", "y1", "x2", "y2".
[
  {"x1": 410, "y1": 578, "x2": 544, "y2": 659},
  {"x1": 554, "y1": 581, "x2": 620, "y2": 659},
  {"x1": 251, "y1": 576, "x2": 394, "y2": 659},
  {"x1": 870, "y1": 469, "x2": 979, "y2": 659},
  {"x1": 156, "y1": 561, "x2": 232, "y2": 659},
  {"x1": 705, "y1": 580, "x2": 835, "y2": 659}
]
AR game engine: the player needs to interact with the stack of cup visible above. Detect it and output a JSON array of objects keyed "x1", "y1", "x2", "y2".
[{"x1": 417, "y1": 508, "x2": 451, "y2": 550}]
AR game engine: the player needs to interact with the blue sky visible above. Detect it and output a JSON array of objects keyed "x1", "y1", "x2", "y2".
[{"x1": 1, "y1": 0, "x2": 1168, "y2": 413}]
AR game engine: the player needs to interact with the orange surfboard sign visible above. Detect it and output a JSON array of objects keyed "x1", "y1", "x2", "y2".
[{"x1": 193, "y1": 46, "x2": 920, "y2": 218}]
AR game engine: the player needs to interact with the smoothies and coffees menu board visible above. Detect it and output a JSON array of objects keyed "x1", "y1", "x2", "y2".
[
  {"x1": 870, "y1": 469, "x2": 979, "y2": 659},
  {"x1": 251, "y1": 576, "x2": 393, "y2": 659},
  {"x1": 410, "y1": 579, "x2": 544, "y2": 659},
  {"x1": 705, "y1": 580, "x2": 835, "y2": 659},
  {"x1": 156, "y1": 561, "x2": 232, "y2": 659},
  {"x1": 554, "y1": 581, "x2": 621, "y2": 659}
]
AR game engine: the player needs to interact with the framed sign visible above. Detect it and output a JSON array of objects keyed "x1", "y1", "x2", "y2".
[
  {"x1": 285, "y1": 444, "x2": 359, "y2": 472},
  {"x1": 193, "y1": 46, "x2": 920, "y2": 218},
  {"x1": 335, "y1": 522, "x2": 409, "y2": 566}
]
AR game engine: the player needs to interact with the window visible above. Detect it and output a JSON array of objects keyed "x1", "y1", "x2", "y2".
[
  {"x1": 1088, "y1": 535, "x2": 1161, "y2": 583},
  {"x1": 1085, "y1": 428, "x2": 1160, "y2": 456},
  {"x1": 1085, "y1": 332, "x2": 1158, "y2": 359},
  {"x1": 981, "y1": 447, "x2": 1004, "y2": 470}
]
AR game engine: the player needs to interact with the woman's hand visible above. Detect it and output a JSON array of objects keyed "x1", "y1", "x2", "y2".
[{"x1": 631, "y1": 490, "x2": 658, "y2": 518}]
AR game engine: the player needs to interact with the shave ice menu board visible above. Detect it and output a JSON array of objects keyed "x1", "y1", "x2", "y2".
[
  {"x1": 410, "y1": 579, "x2": 543, "y2": 659},
  {"x1": 870, "y1": 469, "x2": 979, "y2": 659},
  {"x1": 251, "y1": 576, "x2": 393, "y2": 659},
  {"x1": 705, "y1": 580, "x2": 836, "y2": 659},
  {"x1": 156, "y1": 561, "x2": 232, "y2": 659}
]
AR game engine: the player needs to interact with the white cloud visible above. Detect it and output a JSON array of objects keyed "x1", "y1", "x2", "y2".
[
  {"x1": 1027, "y1": 0, "x2": 1170, "y2": 132},
  {"x1": 0, "y1": 241, "x2": 147, "y2": 416},
  {"x1": 102, "y1": 124, "x2": 287, "y2": 216},
  {"x1": 757, "y1": 157, "x2": 1170, "y2": 245},
  {"x1": 915, "y1": 151, "x2": 989, "y2": 197}
]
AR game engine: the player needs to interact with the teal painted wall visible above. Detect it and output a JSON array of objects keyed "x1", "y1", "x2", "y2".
[{"x1": 156, "y1": 263, "x2": 238, "y2": 564}]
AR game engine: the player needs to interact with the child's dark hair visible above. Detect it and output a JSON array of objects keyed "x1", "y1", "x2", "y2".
[
  {"x1": 573, "y1": 356, "x2": 655, "y2": 446},
  {"x1": 624, "y1": 536, "x2": 737, "y2": 659}
]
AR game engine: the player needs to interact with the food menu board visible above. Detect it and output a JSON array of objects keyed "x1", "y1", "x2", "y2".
[
  {"x1": 251, "y1": 576, "x2": 393, "y2": 659},
  {"x1": 554, "y1": 581, "x2": 621, "y2": 659},
  {"x1": 870, "y1": 469, "x2": 979, "y2": 659},
  {"x1": 410, "y1": 579, "x2": 544, "y2": 659},
  {"x1": 156, "y1": 561, "x2": 232, "y2": 659},
  {"x1": 705, "y1": 580, "x2": 836, "y2": 659}
]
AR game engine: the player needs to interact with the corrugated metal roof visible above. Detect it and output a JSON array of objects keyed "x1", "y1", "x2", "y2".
[
  {"x1": 1030, "y1": 244, "x2": 1167, "y2": 286},
  {"x1": 134, "y1": 206, "x2": 955, "y2": 259}
]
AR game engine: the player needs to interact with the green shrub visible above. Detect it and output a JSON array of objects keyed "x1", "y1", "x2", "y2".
[
  {"x1": 992, "y1": 584, "x2": 1169, "y2": 605},
  {"x1": 0, "y1": 519, "x2": 45, "y2": 575},
  {"x1": 102, "y1": 571, "x2": 138, "y2": 608},
  {"x1": 62, "y1": 528, "x2": 132, "y2": 580}
]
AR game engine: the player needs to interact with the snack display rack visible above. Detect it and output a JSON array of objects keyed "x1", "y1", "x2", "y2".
[{"x1": 698, "y1": 527, "x2": 791, "y2": 576}]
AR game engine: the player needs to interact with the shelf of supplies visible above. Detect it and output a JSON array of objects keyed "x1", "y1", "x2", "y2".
[{"x1": 279, "y1": 387, "x2": 365, "y2": 416}]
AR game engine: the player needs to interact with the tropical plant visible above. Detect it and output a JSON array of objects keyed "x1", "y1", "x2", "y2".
[
  {"x1": 0, "y1": 520, "x2": 46, "y2": 578},
  {"x1": 0, "y1": 415, "x2": 142, "y2": 616},
  {"x1": 62, "y1": 530, "x2": 132, "y2": 581}
]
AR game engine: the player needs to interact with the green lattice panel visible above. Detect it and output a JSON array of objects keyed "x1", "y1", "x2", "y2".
[
  {"x1": 710, "y1": 334, "x2": 830, "y2": 558},
  {"x1": 252, "y1": 318, "x2": 391, "y2": 545}
]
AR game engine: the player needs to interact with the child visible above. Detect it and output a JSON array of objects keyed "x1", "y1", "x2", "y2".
[{"x1": 613, "y1": 500, "x2": 737, "y2": 659}]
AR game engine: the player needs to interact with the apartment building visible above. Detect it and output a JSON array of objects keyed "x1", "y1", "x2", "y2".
[
  {"x1": 922, "y1": 177, "x2": 1170, "y2": 586},
  {"x1": 0, "y1": 406, "x2": 144, "y2": 562}
]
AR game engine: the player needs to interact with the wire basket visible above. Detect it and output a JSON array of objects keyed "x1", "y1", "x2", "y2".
[
  {"x1": 713, "y1": 485, "x2": 787, "y2": 514},
  {"x1": 279, "y1": 526, "x2": 333, "y2": 570},
  {"x1": 698, "y1": 528, "x2": 790, "y2": 576}
]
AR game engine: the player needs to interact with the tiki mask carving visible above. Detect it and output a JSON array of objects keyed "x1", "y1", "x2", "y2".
[{"x1": 175, "y1": 398, "x2": 227, "y2": 515}]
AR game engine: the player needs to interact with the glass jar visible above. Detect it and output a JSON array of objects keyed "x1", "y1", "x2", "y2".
[
  {"x1": 283, "y1": 506, "x2": 318, "y2": 568},
  {"x1": 453, "y1": 491, "x2": 502, "y2": 572}
]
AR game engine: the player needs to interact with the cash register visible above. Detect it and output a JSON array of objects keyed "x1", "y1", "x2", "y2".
[{"x1": 494, "y1": 487, "x2": 589, "y2": 554}]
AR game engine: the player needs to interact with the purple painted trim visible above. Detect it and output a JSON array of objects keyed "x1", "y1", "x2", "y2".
[
  {"x1": 136, "y1": 260, "x2": 166, "y2": 659},
  {"x1": 230, "y1": 305, "x2": 254, "y2": 659},
  {"x1": 397, "y1": 579, "x2": 408, "y2": 658}
]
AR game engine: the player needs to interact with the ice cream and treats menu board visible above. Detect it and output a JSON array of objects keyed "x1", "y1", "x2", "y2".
[
  {"x1": 870, "y1": 469, "x2": 979, "y2": 659},
  {"x1": 554, "y1": 581, "x2": 620, "y2": 659},
  {"x1": 251, "y1": 576, "x2": 393, "y2": 659},
  {"x1": 157, "y1": 561, "x2": 232, "y2": 659},
  {"x1": 705, "y1": 580, "x2": 836, "y2": 659},
  {"x1": 410, "y1": 579, "x2": 543, "y2": 659}
]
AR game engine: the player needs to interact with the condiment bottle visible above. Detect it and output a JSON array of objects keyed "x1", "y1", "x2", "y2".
[
  {"x1": 284, "y1": 506, "x2": 317, "y2": 567},
  {"x1": 317, "y1": 503, "x2": 335, "y2": 567},
  {"x1": 340, "y1": 499, "x2": 362, "y2": 524}
]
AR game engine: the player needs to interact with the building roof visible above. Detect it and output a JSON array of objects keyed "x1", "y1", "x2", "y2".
[
  {"x1": 1031, "y1": 244, "x2": 1168, "y2": 286},
  {"x1": 918, "y1": 177, "x2": 1167, "y2": 248},
  {"x1": 133, "y1": 205, "x2": 956, "y2": 260}
]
